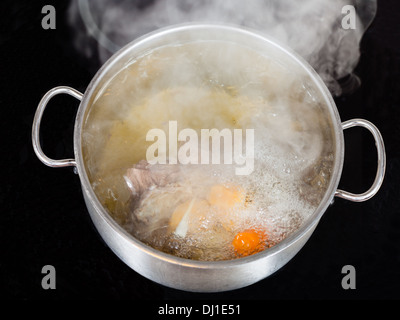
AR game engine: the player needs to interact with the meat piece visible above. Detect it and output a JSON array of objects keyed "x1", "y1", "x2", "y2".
[
  {"x1": 134, "y1": 184, "x2": 193, "y2": 225},
  {"x1": 124, "y1": 160, "x2": 180, "y2": 196}
]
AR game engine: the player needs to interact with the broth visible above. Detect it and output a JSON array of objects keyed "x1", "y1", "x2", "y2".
[{"x1": 82, "y1": 41, "x2": 335, "y2": 261}]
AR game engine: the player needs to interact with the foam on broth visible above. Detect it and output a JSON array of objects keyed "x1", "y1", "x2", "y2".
[{"x1": 82, "y1": 41, "x2": 335, "y2": 261}]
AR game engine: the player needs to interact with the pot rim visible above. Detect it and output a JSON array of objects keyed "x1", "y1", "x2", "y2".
[{"x1": 73, "y1": 23, "x2": 344, "y2": 268}]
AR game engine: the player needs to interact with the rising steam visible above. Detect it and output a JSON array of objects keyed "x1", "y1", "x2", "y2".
[{"x1": 67, "y1": 0, "x2": 377, "y2": 96}]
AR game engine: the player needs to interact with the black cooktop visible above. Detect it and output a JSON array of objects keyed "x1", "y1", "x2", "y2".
[{"x1": 1, "y1": 0, "x2": 399, "y2": 304}]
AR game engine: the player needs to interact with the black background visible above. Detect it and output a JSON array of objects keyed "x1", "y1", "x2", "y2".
[{"x1": 1, "y1": 0, "x2": 399, "y2": 302}]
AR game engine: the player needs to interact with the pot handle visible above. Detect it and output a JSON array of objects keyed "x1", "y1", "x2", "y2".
[
  {"x1": 32, "y1": 86, "x2": 83, "y2": 168},
  {"x1": 335, "y1": 118, "x2": 386, "y2": 202}
]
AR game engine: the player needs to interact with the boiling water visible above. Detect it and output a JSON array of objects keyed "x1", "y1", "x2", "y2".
[{"x1": 82, "y1": 41, "x2": 335, "y2": 261}]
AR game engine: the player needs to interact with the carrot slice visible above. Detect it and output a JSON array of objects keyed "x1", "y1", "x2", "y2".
[{"x1": 232, "y1": 228, "x2": 268, "y2": 257}]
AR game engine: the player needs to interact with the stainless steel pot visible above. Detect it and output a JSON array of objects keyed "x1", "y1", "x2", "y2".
[{"x1": 32, "y1": 24, "x2": 386, "y2": 292}]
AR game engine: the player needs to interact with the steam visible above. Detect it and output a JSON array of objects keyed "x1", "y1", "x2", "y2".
[{"x1": 67, "y1": 0, "x2": 377, "y2": 96}]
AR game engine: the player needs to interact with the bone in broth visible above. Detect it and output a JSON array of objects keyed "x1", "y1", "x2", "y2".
[{"x1": 82, "y1": 41, "x2": 335, "y2": 261}]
